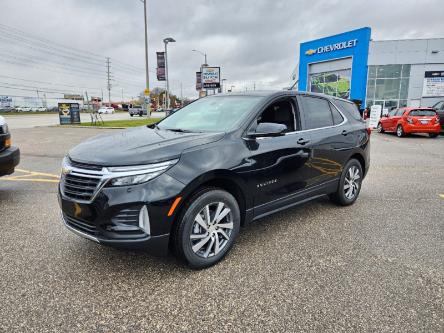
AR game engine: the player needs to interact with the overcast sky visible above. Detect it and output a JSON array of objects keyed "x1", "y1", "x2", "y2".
[{"x1": 1, "y1": 0, "x2": 443, "y2": 102}]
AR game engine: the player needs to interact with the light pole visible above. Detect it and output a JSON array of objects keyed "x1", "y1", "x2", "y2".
[
  {"x1": 221, "y1": 79, "x2": 227, "y2": 93},
  {"x1": 140, "y1": 0, "x2": 150, "y2": 112},
  {"x1": 192, "y1": 49, "x2": 207, "y2": 66},
  {"x1": 230, "y1": 85, "x2": 235, "y2": 92},
  {"x1": 163, "y1": 37, "x2": 176, "y2": 110}
]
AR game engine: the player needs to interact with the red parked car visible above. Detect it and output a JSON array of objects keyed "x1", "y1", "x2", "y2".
[{"x1": 377, "y1": 107, "x2": 441, "y2": 138}]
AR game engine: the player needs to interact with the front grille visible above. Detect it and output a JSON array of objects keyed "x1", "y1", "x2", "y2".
[
  {"x1": 64, "y1": 214, "x2": 98, "y2": 235},
  {"x1": 63, "y1": 173, "x2": 102, "y2": 201}
]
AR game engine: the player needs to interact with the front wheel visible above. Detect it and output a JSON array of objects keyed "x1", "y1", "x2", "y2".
[
  {"x1": 173, "y1": 189, "x2": 240, "y2": 269},
  {"x1": 396, "y1": 125, "x2": 405, "y2": 137},
  {"x1": 329, "y1": 159, "x2": 363, "y2": 206}
]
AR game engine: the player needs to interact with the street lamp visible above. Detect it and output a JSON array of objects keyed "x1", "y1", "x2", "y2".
[
  {"x1": 163, "y1": 37, "x2": 176, "y2": 110},
  {"x1": 192, "y1": 49, "x2": 207, "y2": 66}
]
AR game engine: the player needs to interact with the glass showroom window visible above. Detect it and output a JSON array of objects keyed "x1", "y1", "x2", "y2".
[
  {"x1": 309, "y1": 69, "x2": 351, "y2": 99},
  {"x1": 366, "y1": 64, "x2": 411, "y2": 108}
]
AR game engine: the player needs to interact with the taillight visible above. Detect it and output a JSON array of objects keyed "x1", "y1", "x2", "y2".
[{"x1": 407, "y1": 117, "x2": 413, "y2": 124}]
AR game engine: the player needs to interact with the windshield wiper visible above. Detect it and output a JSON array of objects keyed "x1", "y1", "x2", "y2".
[{"x1": 164, "y1": 128, "x2": 195, "y2": 133}]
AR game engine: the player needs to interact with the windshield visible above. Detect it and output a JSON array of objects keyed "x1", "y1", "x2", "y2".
[
  {"x1": 157, "y1": 95, "x2": 263, "y2": 132},
  {"x1": 409, "y1": 109, "x2": 436, "y2": 116}
]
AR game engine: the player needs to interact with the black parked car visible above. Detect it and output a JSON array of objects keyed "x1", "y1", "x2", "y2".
[
  {"x1": 432, "y1": 101, "x2": 444, "y2": 131},
  {"x1": 59, "y1": 91, "x2": 370, "y2": 268},
  {"x1": 0, "y1": 116, "x2": 20, "y2": 177}
]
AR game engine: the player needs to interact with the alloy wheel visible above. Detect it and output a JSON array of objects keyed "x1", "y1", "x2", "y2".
[
  {"x1": 190, "y1": 202, "x2": 233, "y2": 258},
  {"x1": 377, "y1": 123, "x2": 383, "y2": 133},
  {"x1": 397, "y1": 126, "x2": 403, "y2": 137},
  {"x1": 344, "y1": 166, "x2": 360, "y2": 200}
]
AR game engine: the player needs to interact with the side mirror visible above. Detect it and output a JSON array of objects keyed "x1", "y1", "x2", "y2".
[{"x1": 248, "y1": 122, "x2": 287, "y2": 138}]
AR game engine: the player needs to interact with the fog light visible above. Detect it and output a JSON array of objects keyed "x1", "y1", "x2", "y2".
[
  {"x1": 5, "y1": 138, "x2": 11, "y2": 148},
  {"x1": 139, "y1": 206, "x2": 150, "y2": 235}
]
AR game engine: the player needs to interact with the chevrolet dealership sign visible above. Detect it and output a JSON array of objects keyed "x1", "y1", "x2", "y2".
[{"x1": 305, "y1": 39, "x2": 358, "y2": 56}]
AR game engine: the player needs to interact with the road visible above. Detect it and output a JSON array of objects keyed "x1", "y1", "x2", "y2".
[
  {"x1": 2, "y1": 112, "x2": 165, "y2": 129},
  {"x1": 0, "y1": 127, "x2": 443, "y2": 332}
]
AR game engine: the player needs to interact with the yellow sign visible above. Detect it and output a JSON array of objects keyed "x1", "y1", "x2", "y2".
[{"x1": 144, "y1": 88, "x2": 150, "y2": 96}]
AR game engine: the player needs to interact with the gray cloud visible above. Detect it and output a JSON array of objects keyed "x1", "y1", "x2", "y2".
[{"x1": 0, "y1": 0, "x2": 443, "y2": 100}]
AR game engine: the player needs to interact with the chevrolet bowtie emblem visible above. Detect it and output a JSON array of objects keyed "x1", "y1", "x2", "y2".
[{"x1": 305, "y1": 49, "x2": 317, "y2": 56}]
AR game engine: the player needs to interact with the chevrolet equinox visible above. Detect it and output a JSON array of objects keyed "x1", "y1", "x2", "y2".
[{"x1": 59, "y1": 91, "x2": 370, "y2": 268}]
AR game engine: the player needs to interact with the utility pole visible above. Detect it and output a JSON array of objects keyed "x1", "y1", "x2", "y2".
[
  {"x1": 106, "y1": 57, "x2": 111, "y2": 106},
  {"x1": 180, "y1": 82, "x2": 183, "y2": 105},
  {"x1": 121, "y1": 88, "x2": 124, "y2": 102},
  {"x1": 253, "y1": 82, "x2": 256, "y2": 91}
]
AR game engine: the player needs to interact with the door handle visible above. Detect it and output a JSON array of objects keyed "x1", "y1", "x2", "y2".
[
  {"x1": 341, "y1": 130, "x2": 348, "y2": 136},
  {"x1": 297, "y1": 138, "x2": 310, "y2": 145}
]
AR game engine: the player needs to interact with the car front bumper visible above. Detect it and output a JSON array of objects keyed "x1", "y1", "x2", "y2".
[
  {"x1": 0, "y1": 146, "x2": 20, "y2": 176},
  {"x1": 58, "y1": 172, "x2": 186, "y2": 255}
]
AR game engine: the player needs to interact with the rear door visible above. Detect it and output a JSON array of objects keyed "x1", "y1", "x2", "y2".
[{"x1": 297, "y1": 95, "x2": 351, "y2": 189}]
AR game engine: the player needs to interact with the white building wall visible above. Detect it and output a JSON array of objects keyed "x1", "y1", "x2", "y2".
[{"x1": 369, "y1": 38, "x2": 444, "y2": 106}]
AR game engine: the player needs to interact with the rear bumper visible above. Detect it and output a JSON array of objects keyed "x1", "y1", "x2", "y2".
[
  {"x1": 0, "y1": 146, "x2": 20, "y2": 176},
  {"x1": 404, "y1": 123, "x2": 441, "y2": 134}
]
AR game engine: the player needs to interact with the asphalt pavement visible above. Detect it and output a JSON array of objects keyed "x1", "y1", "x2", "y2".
[{"x1": 0, "y1": 126, "x2": 443, "y2": 332}]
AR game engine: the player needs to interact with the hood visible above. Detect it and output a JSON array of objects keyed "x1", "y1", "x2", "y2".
[{"x1": 68, "y1": 126, "x2": 225, "y2": 166}]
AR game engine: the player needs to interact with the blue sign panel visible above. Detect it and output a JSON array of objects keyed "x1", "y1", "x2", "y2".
[{"x1": 298, "y1": 27, "x2": 371, "y2": 105}]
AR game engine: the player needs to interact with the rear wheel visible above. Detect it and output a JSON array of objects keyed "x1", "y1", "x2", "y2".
[
  {"x1": 173, "y1": 189, "x2": 240, "y2": 269},
  {"x1": 130, "y1": 114, "x2": 133, "y2": 117},
  {"x1": 396, "y1": 125, "x2": 405, "y2": 137},
  {"x1": 429, "y1": 133, "x2": 438, "y2": 138},
  {"x1": 377, "y1": 122, "x2": 384, "y2": 133},
  {"x1": 330, "y1": 159, "x2": 363, "y2": 206},
  {"x1": 139, "y1": 111, "x2": 143, "y2": 117}
]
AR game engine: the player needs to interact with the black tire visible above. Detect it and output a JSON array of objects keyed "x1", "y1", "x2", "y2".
[
  {"x1": 377, "y1": 122, "x2": 384, "y2": 133},
  {"x1": 173, "y1": 188, "x2": 240, "y2": 269},
  {"x1": 139, "y1": 111, "x2": 143, "y2": 117},
  {"x1": 396, "y1": 125, "x2": 405, "y2": 137},
  {"x1": 429, "y1": 133, "x2": 438, "y2": 138},
  {"x1": 329, "y1": 159, "x2": 363, "y2": 206},
  {"x1": 130, "y1": 114, "x2": 133, "y2": 117}
]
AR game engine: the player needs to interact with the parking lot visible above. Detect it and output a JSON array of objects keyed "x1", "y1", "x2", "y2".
[{"x1": 0, "y1": 126, "x2": 443, "y2": 332}]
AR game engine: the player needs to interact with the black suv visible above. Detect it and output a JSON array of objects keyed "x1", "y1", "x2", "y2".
[
  {"x1": 0, "y1": 116, "x2": 20, "y2": 177},
  {"x1": 59, "y1": 91, "x2": 370, "y2": 268}
]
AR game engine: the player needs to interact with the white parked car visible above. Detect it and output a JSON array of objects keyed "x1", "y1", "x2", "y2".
[
  {"x1": 98, "y1": 106, "x2": 115, "y2": 114},
  {"x1": 17, "y1": 107, "x2": 31, "y2": 112}
]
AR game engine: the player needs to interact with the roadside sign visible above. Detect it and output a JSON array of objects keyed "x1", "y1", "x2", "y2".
[
  {"x1": 202, "y1": 67, "x2": 221, "y2": 89},
  {"x1": 369, "y1": 105, "x2": 382, "y2": 128},
  {"x1": 58, "y1": 103, "x2": 80, "y2": 125},
  {"x1": 144, "y1": 88, "x2": 150, "y2": 96}
]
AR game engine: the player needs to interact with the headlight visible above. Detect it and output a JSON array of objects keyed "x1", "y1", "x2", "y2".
[{"x1": 107, "y1": 159, "x2": 178, "y2": 187}]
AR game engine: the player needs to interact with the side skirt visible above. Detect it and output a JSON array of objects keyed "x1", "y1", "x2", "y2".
[{"x1": 249, "y1": 179, "x2": 339, "y2": 223}]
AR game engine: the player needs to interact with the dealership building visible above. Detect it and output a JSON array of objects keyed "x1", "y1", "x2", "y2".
[{"x1": 292, "y1": 27, "x2": 444, "y2": 110}]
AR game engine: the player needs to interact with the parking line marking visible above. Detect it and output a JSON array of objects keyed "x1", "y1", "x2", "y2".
[
  {"x1": 0, "y1": 168, "x2": 60, "y2": 183},
  {"x1": 15, "y1": 168, "x2": 59, "y2": 178}
]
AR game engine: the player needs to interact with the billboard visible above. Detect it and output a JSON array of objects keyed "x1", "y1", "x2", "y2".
[
  {"x1": 156, "y1": 52, "x2": 166, "y2": 81},
  {"x1": 196, "y1": 72, "x2": 202, "y2": 90},
  {"x1": 0, "y1": 96, "x2": 12, "y2": 108},
  {"x1": 64, "y1": 94, "x2": 83, "y2": 100},
  {"x1": 423, "y1": 71, "x2": 444, "y2": 97},
  {"x1": 202, "y1": 67, "x2": 221, "y2": 89}
]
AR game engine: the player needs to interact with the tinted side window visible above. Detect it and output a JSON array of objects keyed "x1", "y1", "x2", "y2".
[
  {"x1": 300, "y1": 97, "x2": 333, "y2": 129},
  {"x1": 388, "y1": 110, "x2": 397, "y2": 117},
  {"x1": 334, "y1": 100, "x2": 361, "y2": 121},
  {"x1": 330, "y1": 104, "x2": 344, "y2": 125}
]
